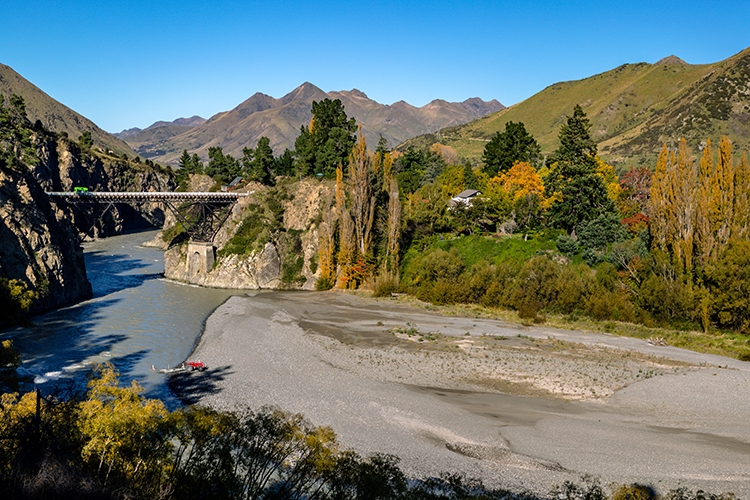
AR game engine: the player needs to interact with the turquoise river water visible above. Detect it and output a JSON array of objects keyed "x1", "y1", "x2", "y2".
[{"x1": 1, "y1": 230, "x2": 243, "y2": 407}]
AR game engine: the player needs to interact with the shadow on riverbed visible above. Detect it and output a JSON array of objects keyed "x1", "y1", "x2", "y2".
[{"x1": 166, "y1": 365, "x2": 234, "y2": 405}]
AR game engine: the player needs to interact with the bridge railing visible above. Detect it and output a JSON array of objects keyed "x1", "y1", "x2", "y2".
[{"x1": 45, "y1": 191, "x2": 249, "y2": 202}]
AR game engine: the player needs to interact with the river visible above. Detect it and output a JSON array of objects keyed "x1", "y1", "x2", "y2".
[{"x1": 1, "y1": 230, "x2": 243, "y2": 407}]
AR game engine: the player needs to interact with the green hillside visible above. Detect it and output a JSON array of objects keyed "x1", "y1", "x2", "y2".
[
  {"x1": 0, "y1": 64, "x2": 136, "y2": 157},
  {"x1": 400, "y1": 47, "x2": 750, "y2": 171}
]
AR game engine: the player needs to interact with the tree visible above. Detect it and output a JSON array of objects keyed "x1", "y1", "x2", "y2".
[
  {"x1": 205, "y1": 146, "x2": 239, "y2": 183},
  {"x1": 733, "y1": 153, "x2": 750, "y2": 240},
  {"x1": 498, "y1": 161, "x2": 544, "y2": 202},
  {"x1": 78, "y1": 364, "x2": 171, "y2": 493},
  {"x1": 273, "y1": 148, "x2": 295, "y2": 177},
  {"x1": 294, "y1": 98, "x2": 357, "y2": 177},
  {"x1": 178, "y1": 149, "x2": 192, "y2": 171},
  {"x1": 244, "y1": 136, "x2": 274, "y2": 185},
  {"x1": 348, "y1": 131, "x2": 375, "y2": 260},
  {"x1": 482, "y1": 121, "x2": 541, "y2": 177},
  {"x1": 707, "y1": 240, "x2": 750, "y2": 333},
  {"x1": 617, "y1": 166, "x2": 652, "y2": 217},
  {"x1": 395, "y1": 147, "x2": 446, "y2": 195},
  {"x1": 649, "y1": 139, "x2": 711, "y2": 275},
  {"x1": 78, "y1": 130, "x2": 94, "y2": 150},
  {"x1": 544, "y1": 105, "x2": 616, "y2": 232},
  {"x1": 695, "y1": 139, "x2": 715, "y2": 269}
]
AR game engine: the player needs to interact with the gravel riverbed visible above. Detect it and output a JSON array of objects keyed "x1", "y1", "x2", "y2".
[{"x1": 170, "y1": 291, "x2": 750, "y2": 497}]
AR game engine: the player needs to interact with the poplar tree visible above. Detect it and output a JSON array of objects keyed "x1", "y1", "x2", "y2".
[
  {"x1": 714, "y1": 136, "x2": 735, "y2": 254},
  {"x1": 695, "y1": 140, "x2": 715, "y2": 269},
  {"x1": 649, "y1": 144, "x2": 672, "y2": 253},
  {"x1": 348, "y1": 131, "x2": 375, "y2": 259},
  {"x1": 668, "y1": 139, "x2": 697, "y2": 274},
  {"x1": 733, "y1": 153, "x2": 750, "y2": 240}
]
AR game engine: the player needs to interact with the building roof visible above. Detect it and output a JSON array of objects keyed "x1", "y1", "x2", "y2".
[{"x1": 454, "y1": 189, "x2": 480, "y2": 199}]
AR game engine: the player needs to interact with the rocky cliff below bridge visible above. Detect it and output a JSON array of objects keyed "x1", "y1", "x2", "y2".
[{"x1": 160, "y1": 176, "x2": 328, "y2": 290}]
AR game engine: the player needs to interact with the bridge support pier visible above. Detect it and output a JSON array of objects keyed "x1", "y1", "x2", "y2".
[{"x1": 187, "y1": 241, "x2": 215, "y2": 276}]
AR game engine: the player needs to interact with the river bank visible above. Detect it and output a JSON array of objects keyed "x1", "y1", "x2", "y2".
[
  {"x1": 1, "y1": 231, "x2": 243, "y2": 405},
  {"x1": 170, "y1": 290, "x2": 750, "y2": 497}
]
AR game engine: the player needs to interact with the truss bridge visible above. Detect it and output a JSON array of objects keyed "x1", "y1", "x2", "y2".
[{"x1": 46, "y1": 191, "x2": 249, "y2": 242}]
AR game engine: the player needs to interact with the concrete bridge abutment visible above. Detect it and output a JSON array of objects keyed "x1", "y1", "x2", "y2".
[{"x1": 187, "y1": 241, "x2": 215, "y2": 275}]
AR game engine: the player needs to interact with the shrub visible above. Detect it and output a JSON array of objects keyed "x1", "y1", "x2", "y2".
[
  {"x1": 316, "y1": 275, "x2": 335, "y2": 291},
  {"x1": 372, "y1": 275, "x2": 398, "y2": 298},
  {"x1": 610, "y1": 484, "x2": 656, "y2": 500},
  {"x1": 556, "y1": 234, "x2": 579, "y2": 256},
  {"x1": 577, "y1": 212, "x2": 628, "y2": 251},
  {"x1": 510, "y1": 256, "x2": 561, "y2": 319},
  {"x1": 594, "y1": 262, "x2": 619, "y2": 291},
  {"x1": 554, "y1": 265, "x2": 589, "y2": 314},
  {"x1": 585, "y1": 289, "x2": 635, "y2": 323}
]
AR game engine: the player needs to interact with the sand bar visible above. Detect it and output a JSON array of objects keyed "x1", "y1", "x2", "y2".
[{"x1": 170, "y1": 290, "x2": 750, "y2": 497}]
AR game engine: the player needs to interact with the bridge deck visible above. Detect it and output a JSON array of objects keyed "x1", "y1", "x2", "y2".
[{"x1": 46, "y1": 191, "x2": 249, "y2": 202}]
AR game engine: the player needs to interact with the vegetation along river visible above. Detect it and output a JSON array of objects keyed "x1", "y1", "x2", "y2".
[{"x1": 1, "y1": 230, "x2": 242, "y2": 407}]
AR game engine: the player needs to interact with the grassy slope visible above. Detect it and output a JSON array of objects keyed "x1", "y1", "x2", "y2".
[
  {"x1": 401, "y1": 47, "x2": 750, "y2": 171},
  {"x1": 0, "y1": 64, "x2": 136, "y2": 156}
]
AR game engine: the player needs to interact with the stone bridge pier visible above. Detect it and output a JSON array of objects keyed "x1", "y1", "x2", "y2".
[{"x1": 187, "y1": 241, "x2": 215, "y2": 275}]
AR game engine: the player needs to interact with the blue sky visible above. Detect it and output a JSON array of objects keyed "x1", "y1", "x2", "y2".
[{"x1": 2, "y1": 1, "x2": 749, "y2": 133}]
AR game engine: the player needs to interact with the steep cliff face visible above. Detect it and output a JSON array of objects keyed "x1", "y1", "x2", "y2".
[
  {"x1": 0, "y1": 158, "x2": 92, "y2": 315},
  {"x1": 163, "y1": 177, "x2": 329, "y2": 290},
  {"x1": 31, "y1": 137, "x2": 175, "y2": 238},
  {"x1": 0, "y1": 98, "x2": 174, "y2": 321}
]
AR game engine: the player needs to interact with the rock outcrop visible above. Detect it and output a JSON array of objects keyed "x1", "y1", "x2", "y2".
[
  {"x1": 0, "y1": 159, "x2": 92, "y2": 315},
  {"x1": 0, "y1": 110, "x2": 174, "y2": 319},
  {"x1": 162, "y1": 177, "x2": 329, "y2": 290},
  {"x1": 31, "y1": 137, "x2": 175, "y2": 238}
]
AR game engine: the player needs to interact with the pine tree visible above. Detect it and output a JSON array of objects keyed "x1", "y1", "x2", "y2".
[
  {"x1": 545, "y1": 105, "x2": 616, "y2": 232},
  {"x1": 481, "y1": 121, "x2": 541, "y2": 177}
]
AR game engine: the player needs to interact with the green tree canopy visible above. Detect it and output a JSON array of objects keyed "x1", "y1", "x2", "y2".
[
  {"x1": 294, "y1": 98, "x2": 357, "y2": 177},
  {"x1": 481, "y1": 121, "x2": 541, "y2": 177},
  {"x1": 241, "y1": 136, "x2": 274, "y2": 185},
  {"x1": 395, "y1": 147, "x2": 446, "y2": 195},
  {"x1": 544, "y1": 105, "x2": 616, "y2": 232},
  {"x1": 205, "y1": 146, "x2": 239, "y2": 183}
]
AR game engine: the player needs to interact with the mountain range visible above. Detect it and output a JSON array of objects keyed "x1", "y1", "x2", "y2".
[
  {"x1": 400, "y1": 47, "x2": 750, "y2": 171},
  {"x1": 114, "y1": 83, "x2": 504, "y2": 165},
  {"x1": 5, "y1": 45, "x2": 750, "y2": 173}
]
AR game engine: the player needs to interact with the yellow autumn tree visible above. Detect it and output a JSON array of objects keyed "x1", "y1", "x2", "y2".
[
  {"x1": 649, "y1": 144, "x2": 672, "y2": 253},
  {"x1": 78, "y1": 363, "x2": 171, "y2": 491},
  {"x1": 695, "y1": 139, "x2": 715, "y2": 269},
  {"x1": 437, "y1": 164, "x2": 466, "y2": 198},
  {"x1": 348, "y1": 131, "x2": 375, "y2": 260},
  {"x1": 649, "y1": 140, "x2": 697, "y2": 274},
  {"x1": 733, "y1": 152, "x2": 750, "y2": 240},
  {"x1": 317, "y1": 206, "x2": 337, "y2": 290},
  {"x1": 497, "y1": 161, "x2": 544, "y2": 202},
  {"x1": 713, "y1": 136, "x2": 735, "y2": 254},
  {"x1": 595, "y1": 157, "x2": 622, "y2": 203}
]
